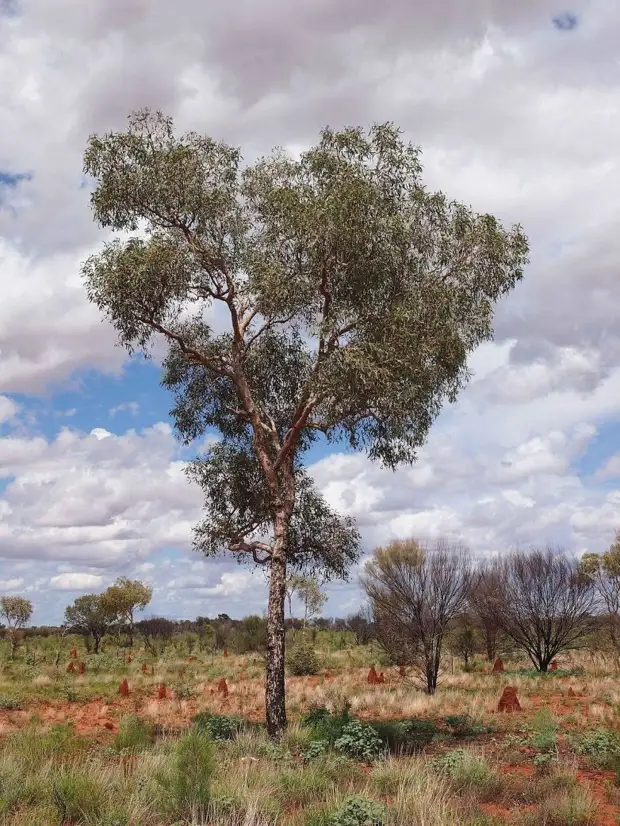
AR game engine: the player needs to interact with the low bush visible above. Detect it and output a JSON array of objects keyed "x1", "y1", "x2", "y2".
[
  {"x1": 373, "y1": 718, "x2": 438, "y2": 753},
  {"x1": 334, "y1": 719, "x2": 384, "y2": 762},
  {"x1": 443, "y1": 714, "x2": 489, "y2": 738},
  {"x1": 287, "y1": 639, "x2": 320, "y2": 676},
  {"x1": 575, "y1": 727, "x2": 620, "y2": 770},
  {"x1": 52, "y1": 768, "x2": 108, "y2": 824},
  {"x1": 156, "y1": 728, "x2": 215, "y2": 822},
  {"x1": 301, "y1": 703, "x2": 352, "y2": 745},
  {"x1": 529, "y1": 708, "x2": 558, "y2": 752},
  {"x1": 432, "y1": 749, "x2": 503, "y2": 801},
  {"x1": 192, "y1": 711, "x2": 245, "y2": 741},
  {"x1": 318, "y1": 795, "x2": 385, "y2": 826},
  {"x1": 113, "y1": 714, "x2": 154, "y2": 753}
]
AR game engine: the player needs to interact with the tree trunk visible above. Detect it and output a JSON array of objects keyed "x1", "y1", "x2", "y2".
[
  {"x1": 94, "y1": 634, "x2": 101, "y2": 654},
  {"x1": 9, "y1": 632, "x2": 16, "y2": 660},
  {"x1": 265, "y1": 530, "x2": 288, "y2": 739}
]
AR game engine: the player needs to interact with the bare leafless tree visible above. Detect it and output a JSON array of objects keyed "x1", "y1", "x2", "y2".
[
  {"x1": 346, "y1": 605, "x2": 375, "y2": 645},
  {"x1": 476, "y1": 547, "x2": 596, "y2": 672},
  {"x1": 468, "y1": 569, "x2": 502, "y2": 662},
  {"x1": 362, "y1": 538, "x2": 472, "y2": 694}
]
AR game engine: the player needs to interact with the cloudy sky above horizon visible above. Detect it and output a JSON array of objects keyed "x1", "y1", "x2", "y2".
[{"x1": 1, "y1": 0, "x2": 620, "y2": 624}]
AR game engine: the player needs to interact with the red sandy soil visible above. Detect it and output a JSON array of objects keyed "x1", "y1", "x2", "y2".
[{"x1": 477, "y1": 763, "x2": 618, "y2": 826}]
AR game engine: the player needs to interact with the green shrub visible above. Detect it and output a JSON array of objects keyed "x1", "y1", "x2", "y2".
[
  {"x1": 334, "y1": 720, "x2": 384, "y2": 762},
  {"x1": 52, "y1": 768, "x2": 107, "y2": 823},
  {"x1": 444, "y1": 714, "x2": 488, "y2": 738},
  {"x1": 373, "y1": 718, "x2": 438, "y2": 753},
  {"x1": 287, "y1": 639, "x2": 320, "y2": 676},
  {"x1": 301, "y1": 739, "x2": 329, "y2": 762},
  {"x1": 529, "y1": 708, "x2": 558, "y2": 752},
  {"x1": 301, "y1": 701, "x2": 353, "y2": 746},
  {"x1": 0, "y1": 695, "x2": 22, "y2": 710},
  {"x1": 157, "y1": 728, "x2": 215, "y2": 821},
  {"x1": 432, "y1": 749, "x2": 503, "y2": 800},
  {"x1": 326, "y1": 795, "x2": 385, "y2": 826},
  {"x1": 113, "y1": 714, "x2": 154, "y2": 753},
  {"x1": 577, "y1": 728, "x2": 620, "y2": 769},
  {"x1": 192, "y1": 711, "x2": 244, "y2": 741},
  {"x1": 518, "y1": 788, "x2": 597, "y2": 826}
]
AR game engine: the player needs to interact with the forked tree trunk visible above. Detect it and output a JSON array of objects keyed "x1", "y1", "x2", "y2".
[{"x1": 266, "y1": 528, "x2": 288, "y2": 739}]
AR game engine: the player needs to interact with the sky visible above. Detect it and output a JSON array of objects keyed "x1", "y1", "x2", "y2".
[{"x1": 1, "y1": 0, "x2": 620, "y2": 625}]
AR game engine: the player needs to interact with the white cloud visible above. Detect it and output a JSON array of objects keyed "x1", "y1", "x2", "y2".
[
  {"x1": 0, "y1": 578, "x2": 25, "y2": 591},
  {"x1": 0, "y1": 396, "x2": 18, "y2": 424},
  {"x1": 49, "y1": 572, "x2": 105, "y2": 591}
]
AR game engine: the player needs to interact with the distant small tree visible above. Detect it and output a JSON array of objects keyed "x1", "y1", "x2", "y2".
[
  {"x1": 0, "y1": 596, "x2": 34, "y2": 659},
  {"x1": 101, "y1": 577, "x2": 153, "y2": 647},
  {"x1": 285, "y1": 574, "x2": 326, "y2": 628},
  {"x1": 580, "y1": 531, "x2": 620, "y2": 652},
  {"x1": 468, "y1": 574, "x2": 501, "y2": 662},
  {"x1": 346, "y1": 606, "x2": 375, "y2": 645},
  {"x1": 479, "y1": 547, "x2": 595, "y2": 672},
  {"x1": 136, "y1": 616, "x2": 175, "y2": 657},
  {"x1": 451, "y1": 612, "x2": 480, "y2": 667},
  {"x1": 363, "y1": 538, "x2": 472, "y2": 694},
  {"x1": 64, "y1": 594, "x2": 111, "y2": 654}
]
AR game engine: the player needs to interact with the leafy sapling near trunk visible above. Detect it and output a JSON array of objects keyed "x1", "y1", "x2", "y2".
[{"x1": 81, "y1": 110, "x2": 528, "y2": 737}]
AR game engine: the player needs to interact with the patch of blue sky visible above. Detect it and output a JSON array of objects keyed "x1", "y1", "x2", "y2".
[{"x1": 571, "y1": 417, "x2": 620, "y2": 481}]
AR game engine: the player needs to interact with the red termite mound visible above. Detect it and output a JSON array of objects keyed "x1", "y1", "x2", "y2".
[
  {"x1": 66, "y1": 661, "x2": 75, "y2": 673},
  {"x1": 78, "y1": 662, "x2": 85, "y2": 675},
  {"x1": 224, "y1": 650, "x2": 229, "y2": 658},
  {"x1": 157, "y1": 684, "x2": 167, "y2": 700},
  {"x1": 398, "y1": 665, "x2": 406, "y2": 677},
  {"x1": 119, "y1": 679, "x2": 130, "y2": 696},
  {"x1": 550, "y1": 660, "x2": 558, "y2": 671},
  {"x1": 324, "y1": 671, "x2": 332, "y2": 680},
  {"x1": 377, "y1": 672, "x2": 385, "y2": 684},
  {"x1": 217, "y1": 678, "x2": 229, "y2": 698},
  {"x1": 497, "y1": 686, "x2": 521, "y2": 712},
  {"x1": 367, "y1": 665, "x2": 379, "y2": 685},
  {"x1": 126, "y1": 655, "x2": 132, "y2": 664},
  {"x1": 104, "y1": 721, "x2": 114, "y2": 731},
  {"x1": 568, "y1": 687, "x2": 577, "y2": 698},
  {"x1": 70, "y1": 647, "x2": 78, "y2": 659},
  {"x1": 492, "y1": 658, "x2": 504, "y2": 673},
  {"x1": 141, "y1": 662, "x2": 148, "y2": 673}
]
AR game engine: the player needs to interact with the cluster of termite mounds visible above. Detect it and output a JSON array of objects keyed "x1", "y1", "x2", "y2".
[
  {"x1": 367, "y1": 665, "x2": 386, "y2": 685},
  {"x1": 66, "y1": 660, "x2": 85, "y2": 674}
]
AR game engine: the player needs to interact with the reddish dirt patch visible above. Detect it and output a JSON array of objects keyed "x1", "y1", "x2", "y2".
[
  {"x1": 577, "y1": 770, "x2": 618, "y2": 826},
  {"x1": 497, "y1": 686, "x2": 521, "y2": 712}
]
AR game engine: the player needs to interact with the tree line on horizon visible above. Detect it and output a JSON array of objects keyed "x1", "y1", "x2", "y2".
[{"x1": 4, "y1": 535, "x2": 620, "y2": 696}]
